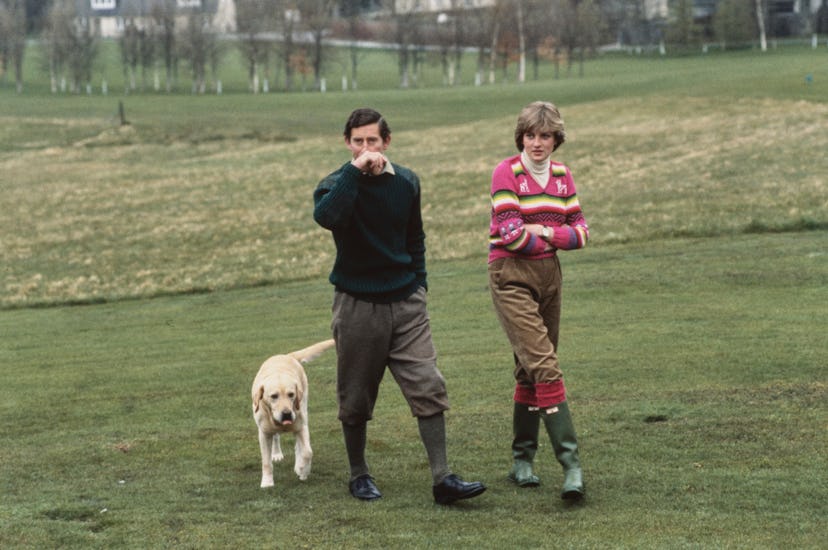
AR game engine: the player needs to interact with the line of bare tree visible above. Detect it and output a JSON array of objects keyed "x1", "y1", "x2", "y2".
[
  {"x1": 235, "y1": 0, "x2": 609, "y2": 92},
  {"x1": 3, "y1": 0, "x2": 827, "y2": 94},
  {"x1": 0, "y1": 0, "x2": 26, "y2": 93}
]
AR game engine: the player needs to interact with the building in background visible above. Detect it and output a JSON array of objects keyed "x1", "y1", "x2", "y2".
[
  {"x1": 74, "y1": 0, "x2": 236, "y2": 37},
  {"x1": 393, "y1": 0, "x2": 494, "y2": 13}
]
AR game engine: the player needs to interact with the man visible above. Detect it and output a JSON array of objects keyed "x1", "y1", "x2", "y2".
[{"x1": 313, "y1": 108, "x2": 486, "y2": 505}]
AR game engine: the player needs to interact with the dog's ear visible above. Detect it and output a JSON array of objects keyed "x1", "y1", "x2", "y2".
[
  {"x1": 293, "y1": 386, "x2": 303, "y2": 411},
  {"x1": 253, "y1": 385, "x2": 264, "y2": 413}
]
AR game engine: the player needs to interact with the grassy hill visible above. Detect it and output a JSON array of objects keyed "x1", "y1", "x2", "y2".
[{"x1": 2, "y1": 47, "x2": 826, "y2": 308}]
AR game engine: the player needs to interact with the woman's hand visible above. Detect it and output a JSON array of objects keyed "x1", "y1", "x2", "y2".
[
  {"x1": 524, "y1": 224, "x2": 556, "y2": 252},
  {"x1": 523, "y1": 223, "x2": 545, "y2": 236}
]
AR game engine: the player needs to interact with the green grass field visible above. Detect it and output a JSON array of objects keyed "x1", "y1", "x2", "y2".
[{"x1": 1, "y1": 47, "x2": 827, "y2": 548}]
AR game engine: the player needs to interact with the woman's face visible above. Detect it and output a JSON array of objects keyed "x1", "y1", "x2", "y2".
[{"x1": 522, "y1": 128, "x2": 556, "y2": 163}]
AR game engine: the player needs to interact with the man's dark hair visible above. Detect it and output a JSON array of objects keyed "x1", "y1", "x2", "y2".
[{"x1": 344, "y1": 108, "x2": 391, "y2": 141}]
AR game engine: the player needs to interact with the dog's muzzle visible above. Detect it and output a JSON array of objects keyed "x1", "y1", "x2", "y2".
[{"x1": 277, "y1": 410, "x2": 294, "y2": 426}]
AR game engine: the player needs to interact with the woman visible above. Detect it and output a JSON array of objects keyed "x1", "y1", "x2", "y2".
[{"x1": 487, "y1": 101, "x2": 588, "y2": 501}]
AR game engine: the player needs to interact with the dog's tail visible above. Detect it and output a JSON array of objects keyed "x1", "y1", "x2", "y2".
[{"x1": 289, "y1": 339, "x2": 336, "y2": 364}]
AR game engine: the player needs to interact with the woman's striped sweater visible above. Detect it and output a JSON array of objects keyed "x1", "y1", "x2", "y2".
[{"x1": 488, "y1": 154, "x2": 589, "y2": 262}]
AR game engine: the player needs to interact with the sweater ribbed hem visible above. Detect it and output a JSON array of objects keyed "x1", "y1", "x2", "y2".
[{"x1": 336, "y1": 279, "x2": 422, "y2": 304}]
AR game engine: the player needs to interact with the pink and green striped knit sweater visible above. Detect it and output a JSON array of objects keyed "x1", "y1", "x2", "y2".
[{"x1": 488, "y1": 154, "x2": 589, "y2": 262}]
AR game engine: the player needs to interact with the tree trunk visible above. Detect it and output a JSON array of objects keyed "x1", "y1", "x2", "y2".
[
  {"x1": 13, "y1": 46, "x2": 24, "y2": 93},
  {"x1": 755, "y1": 0, "x2": 767, "y2": 51},
  {"x1": 350, "y1": 44, "x2": 359, "y2": 90},
  {"x1": 488, "y1": 20, "x2": 500, "y2": 84},
  {"x1": 517, "y1": 0, "x2": 526, "y2": 83}
]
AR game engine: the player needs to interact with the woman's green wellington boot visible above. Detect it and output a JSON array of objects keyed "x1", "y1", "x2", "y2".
[
  {"x1": 508, "y1": 402, "x2": 541, "y2": 487},
  {"x1": 541, "y1": 401, "x2": 585, "y2": 501}
]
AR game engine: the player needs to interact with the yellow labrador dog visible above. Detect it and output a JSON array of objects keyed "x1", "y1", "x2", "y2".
[{"x1": 251, "y1": 339, "x2": 335, "y2": 488}]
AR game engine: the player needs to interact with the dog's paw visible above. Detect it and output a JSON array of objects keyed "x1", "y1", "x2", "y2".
[
  {"x1": 272, "y1": 451, "x2": 284, "y2": 462},
  {"x1": 295, "y1": 463, "x2": 311, "y2": 481},
  {"x1": 260, "y1": 477, "x2": 275, "y2": 488}
]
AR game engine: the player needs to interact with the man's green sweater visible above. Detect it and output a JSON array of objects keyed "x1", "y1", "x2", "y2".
[{"x1": 313, "y1": 161, "x2": 427, "y2": 303}]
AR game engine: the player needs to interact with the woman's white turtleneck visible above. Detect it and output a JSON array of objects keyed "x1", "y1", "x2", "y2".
[{"x1": 521, "y1": 150, "x2": 550, "y2": 189}]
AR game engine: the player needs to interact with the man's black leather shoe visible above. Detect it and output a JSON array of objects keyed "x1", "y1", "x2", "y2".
[
  {"x1": 432, "y1": 474, "x2": 487, "y2": 505},
  {"x1": 349, "y1": 474, "x2": 382, "y2": 501}
]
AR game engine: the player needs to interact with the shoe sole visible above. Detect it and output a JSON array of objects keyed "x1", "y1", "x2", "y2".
[
  {"x1": 561, "y1": 489, "x2": 585, "y2": 502},
  {"x1": 508, "y1": 473, "x2": 540, "y2": 487},
  {"x1": 352, "y1": 494, "x2": 382, "y2": 501},
  {"x1": 434, "y1": 485, "x2": 487, "y2": 505}
]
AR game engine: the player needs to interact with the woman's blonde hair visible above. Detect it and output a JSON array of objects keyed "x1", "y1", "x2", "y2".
[{"x1": 514, "y1": 101, "x2": 566, "y2": 152}]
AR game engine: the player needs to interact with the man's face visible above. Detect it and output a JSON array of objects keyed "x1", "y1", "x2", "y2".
[{"x1": 346, "y1": 123, "x2": 389, "y2": 159}]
